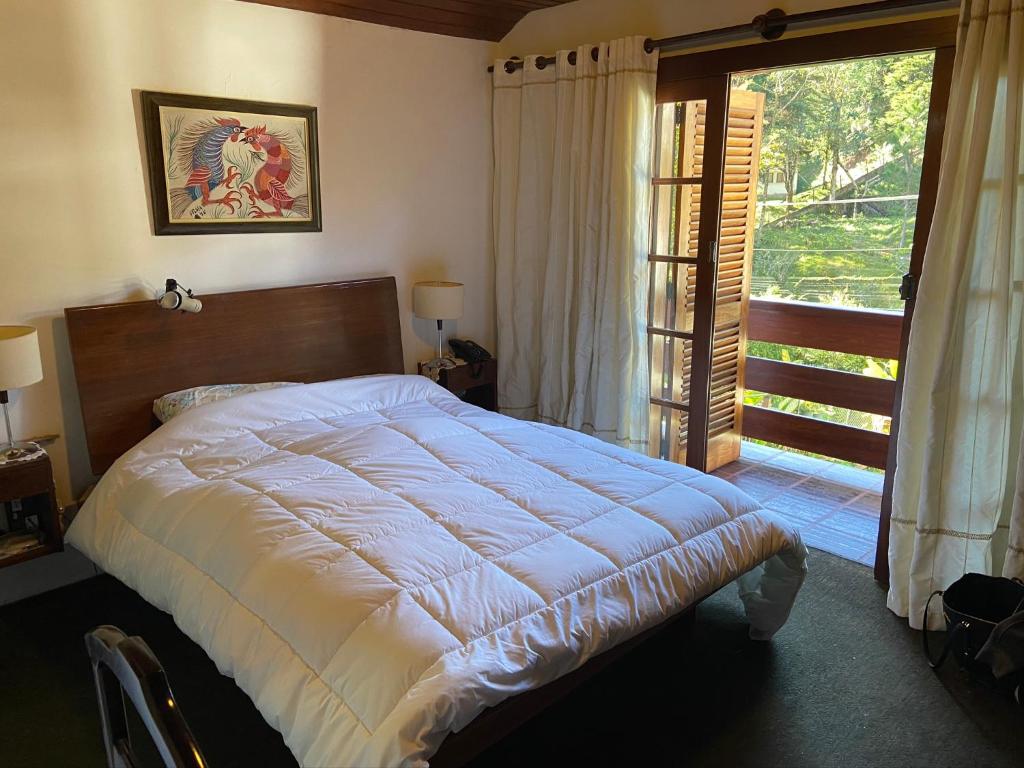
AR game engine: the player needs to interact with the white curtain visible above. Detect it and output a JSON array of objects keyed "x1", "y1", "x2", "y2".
[
  {"x1": 492, "y1": 36, "x2": 657, "y2": 449},
  {"x1": 888, "y1": 0, "x2": 1024, "y2": 629}
]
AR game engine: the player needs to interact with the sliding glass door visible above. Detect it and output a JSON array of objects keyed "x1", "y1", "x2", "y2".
[{"x1": 649, "y1": 17, "x2": 956, "y2": 579}]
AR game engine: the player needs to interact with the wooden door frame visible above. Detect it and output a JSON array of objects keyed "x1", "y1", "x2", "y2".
[
  {"x1": 657, "y1": 16, "x2": 955, "y2": 95},
  {"x1": 873, "y1": 44, "x2": 955, "y2": 583},
  {"x1": 656, "y1": 15, "x2": 957, "y2": 577}
]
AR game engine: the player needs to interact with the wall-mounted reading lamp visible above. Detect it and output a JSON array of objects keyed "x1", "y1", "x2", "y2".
[{"x1": 157, "y1": 279, "x2": 203, "y2": 314}]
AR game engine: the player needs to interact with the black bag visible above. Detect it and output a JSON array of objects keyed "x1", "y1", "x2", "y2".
[{"x1": 923, "y1": 573, "x2": 1024, "y2": 704}]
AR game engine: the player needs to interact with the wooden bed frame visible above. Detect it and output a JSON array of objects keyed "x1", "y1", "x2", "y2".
[
  {"x1": 65, "y1": 278, "x2": 404, "y2": 475},
  {"x1": 64, "y1": 276, "x2": 701, "y2": 766}
]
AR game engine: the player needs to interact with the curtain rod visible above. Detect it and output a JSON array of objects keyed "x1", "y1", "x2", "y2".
[{"x1": 487, "y1": 0, "x2": 958, "y2": 74}]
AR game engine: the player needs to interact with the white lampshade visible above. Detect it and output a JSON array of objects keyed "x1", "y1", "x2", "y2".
[
  {"x1": 413, "y1": 281, "x2": 464, "y2": 321},
  {"x1": 0, "y1": 326, "x2": 43, "y2": 392}
]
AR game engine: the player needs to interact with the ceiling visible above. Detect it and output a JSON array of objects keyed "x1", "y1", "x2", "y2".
[{"x1": 236, "y1": 1, "x2": 576, "y2": 42}]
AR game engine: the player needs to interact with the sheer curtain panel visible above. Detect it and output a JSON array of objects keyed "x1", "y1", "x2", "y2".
[
  {"x1": 888, "y1": 0, "x2": 1024, "y2": 629},
  {"x1": 492, "y1": 36, "x2": 657, "y2": 449}
]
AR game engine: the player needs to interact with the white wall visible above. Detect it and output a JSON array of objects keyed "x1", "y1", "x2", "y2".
[
  {"x1": 497, "y1": 0, "x2": 953, "y2": 57},
  {"x1": 0, "y1": 0, "x2": 494, "y2": 601}
]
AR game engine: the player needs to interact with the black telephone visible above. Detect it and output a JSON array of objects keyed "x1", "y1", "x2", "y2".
[{"x1": 448, "y1": 338, "x2": 492, "y2": 364}]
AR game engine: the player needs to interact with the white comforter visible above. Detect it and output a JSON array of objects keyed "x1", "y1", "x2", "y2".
[{"x1": 68, "y1": 375, "x2": 806, "y2": 767}]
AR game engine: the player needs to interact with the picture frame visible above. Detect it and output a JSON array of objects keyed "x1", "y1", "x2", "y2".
[{"x1": 140, "y1": 91, "x2": 322, "y2": 235}]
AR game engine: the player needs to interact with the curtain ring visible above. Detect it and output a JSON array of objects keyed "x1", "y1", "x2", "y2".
[
  {"x1": 753, "y1": 8, "x2": 788, "y2": 40},
  {"x1": 568, "y1": 50, "x2": 577, "y2": 66},
  {"x1": 503, "y1": 59, "x2": 517, "y2": 74}
]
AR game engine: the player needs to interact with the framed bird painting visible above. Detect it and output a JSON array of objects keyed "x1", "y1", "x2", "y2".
[{"x1": 140, "y1": 91, "x2": 322, "y2": 235}]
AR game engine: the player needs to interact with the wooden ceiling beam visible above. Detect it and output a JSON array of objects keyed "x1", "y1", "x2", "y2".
[{"x1": 235, "y1": 0, "x2": 573, "y2": 42}]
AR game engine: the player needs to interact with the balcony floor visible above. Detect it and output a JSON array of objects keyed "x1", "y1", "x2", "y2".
[{"x1": 712, "y1": 441, "x2": 883, "y2": 567}]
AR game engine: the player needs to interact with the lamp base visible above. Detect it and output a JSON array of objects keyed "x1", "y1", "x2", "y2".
[
  {"x1": 0, "y1": 441, "x2": 42, "y2": 465},
  {"x1": 420, "y1": 357, "x2": 457, "y2": 382}
]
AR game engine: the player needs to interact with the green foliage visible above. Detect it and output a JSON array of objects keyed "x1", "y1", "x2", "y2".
[{"x1": 875, "y1": 54, "x2": 935, "y2": 157}]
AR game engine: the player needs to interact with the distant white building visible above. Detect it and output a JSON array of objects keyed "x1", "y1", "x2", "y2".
[
  {"x1": 762, "y1": 145, "x2": 897, "y2": 204},
  {"x1": 764, "y1": 168, "x2": 795, "y2": 200}
]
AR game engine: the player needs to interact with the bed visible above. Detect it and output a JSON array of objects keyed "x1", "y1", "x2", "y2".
[{"x1": 64, "y1": 277, "x2": 806, "y2": 767}]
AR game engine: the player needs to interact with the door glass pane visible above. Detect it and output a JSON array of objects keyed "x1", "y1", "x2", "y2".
[
  {"x1": 733, "y1": 51, "x2": 935, "y2": 441},
  {"x1": 648, "y1": 99, "x2": 706, "y2": 462},
  {"x1": 733, "y1": 52, "x2": 934, "y2": 315},
  {"x1": 649, "y1": 91, "x2": 761, "y2": 472},
  {"x1": 654, "y1": 102, "x2": 679, "y2": 178}
]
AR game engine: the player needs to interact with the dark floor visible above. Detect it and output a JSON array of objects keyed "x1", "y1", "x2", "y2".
[{"x1": 2, "y1": 550, "x2": 1021, "y2": 768}]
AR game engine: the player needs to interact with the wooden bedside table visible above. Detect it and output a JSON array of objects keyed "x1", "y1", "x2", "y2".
[
  {"x1": 420, "y1": 358, "x2": 498, "y2": 411},
  {"x1": 0, "y1": 451, "x2": 63, "y2": 568}
]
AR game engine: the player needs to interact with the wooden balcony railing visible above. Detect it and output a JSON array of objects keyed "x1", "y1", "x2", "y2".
[
  {"x1": 741, "y1": 298, "x2": 902, "y2": 469},
  {"x1": 747, "y1": 298, "x2": 902, "y2": 358}
]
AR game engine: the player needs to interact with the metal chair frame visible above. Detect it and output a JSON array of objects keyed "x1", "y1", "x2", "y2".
[{"x1": 85, "y1": 625, "x2": 207, "y2": 768}]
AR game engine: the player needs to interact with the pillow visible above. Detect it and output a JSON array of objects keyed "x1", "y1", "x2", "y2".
[{"x1": 153, "y1": 382, "x2": 300, "y2": 423}]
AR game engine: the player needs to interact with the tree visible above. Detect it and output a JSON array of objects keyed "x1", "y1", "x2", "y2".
[
  {"x1": 874, "y1": 53, "x2": 935, "y2": 245},
  {"x1": 742, "y1": 68, "x2": 816, "y2": 203},
  {"x1": 802, "y1": 58, "x2": 886, "y2": 200}
]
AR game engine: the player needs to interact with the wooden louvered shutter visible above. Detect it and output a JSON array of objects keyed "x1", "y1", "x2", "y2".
[{"x1": 678, "y1": 89, "x2": 765, "y2": 471}]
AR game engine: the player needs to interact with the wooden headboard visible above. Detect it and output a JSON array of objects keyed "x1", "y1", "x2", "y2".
[{"x1": 65, "y1": 277, "x2": 404, "y2": 475}]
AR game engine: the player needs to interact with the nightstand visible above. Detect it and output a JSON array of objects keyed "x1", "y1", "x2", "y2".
[
  {"x1": 0, "y1": 451, "x2": 63, "y2": 568},
  {"x1": 420, "y1": 358, "x2": 498, "y2": 411}
]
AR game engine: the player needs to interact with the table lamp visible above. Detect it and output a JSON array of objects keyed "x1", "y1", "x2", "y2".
[
  {"x1": 413, "y1": 281, "x2": 464, "y2": 374},
  {"x1": 0, "y1": 326, "x2": 44, "y2": 464}
]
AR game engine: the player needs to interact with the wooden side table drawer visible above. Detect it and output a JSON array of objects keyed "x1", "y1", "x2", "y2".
[
  {"x1": 441, "y1": 358, "x2": 496, "y2": 393},
  {"x1": 419, "y1": 358, "x2": 498, "y2": 412},
  {"x1": 0, "y1": 455, "x2": 53, "y2": 503},
  {"x1": 0, "y1": 452, "x2": 63, "y2": 568}
]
